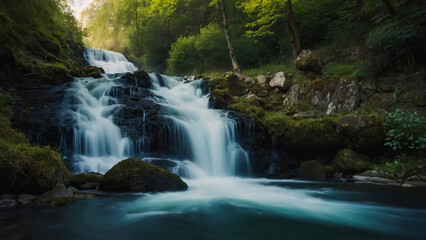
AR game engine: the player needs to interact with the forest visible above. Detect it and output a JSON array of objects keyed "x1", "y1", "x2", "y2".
[
  {"x1": 0, "y1": 0, "x2": 426, "y2": 239},
  {"x1": 81, "y1": 0, "x2": 426, "y2": 75}
]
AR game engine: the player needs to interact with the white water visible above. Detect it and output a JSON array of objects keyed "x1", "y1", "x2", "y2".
[
  {"x1": 67, "y1": 48, "x2": 250, "y2": 176},
  {"x1": 84, "y1": 48, "x2": 138, "y2": 74},
  {"x1": 150, "y1": 74, "x2": 250, "y2": 177}
]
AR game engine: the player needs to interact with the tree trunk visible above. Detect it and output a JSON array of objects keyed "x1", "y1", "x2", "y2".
[
  {"x1": 285, "y1": 0, "x2": 301, "y2": 58},
  {"x1": 219, "y1": 0, "x2": 241, "y2": 73},
  {"x1": 381, "y1": 0, "x2": 396, "y2": 16}
]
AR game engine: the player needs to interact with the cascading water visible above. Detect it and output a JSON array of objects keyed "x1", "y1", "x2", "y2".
[{"x1": 64, "y1": 48, "x2": 250, "y2": 176}]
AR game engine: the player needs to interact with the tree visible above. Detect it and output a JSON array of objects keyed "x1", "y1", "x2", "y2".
[
  {"x1": 217, "y1": 0, "x2": 241, "y2": 73},
  {"x1": 381, "y1": 0, "x2": 396, "y2": 16},
  {"x1": 239, "y1": 0, "x2": 302, "y2": 58},
  {"x1": 284, "y1": 0, "x2": 301, "y2": 57}
]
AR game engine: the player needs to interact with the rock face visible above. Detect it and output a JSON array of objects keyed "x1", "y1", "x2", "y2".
[
  {"x1": 333, "y1": 149, "x2": 370, "y2": 175},
  {"x1": 298, "y1": 160, "x2": 326, "y2": 181},
  {"x1": 336, "y1": 116, "x2": 385, "y2": 149},
  {"x1": 100, "y1": 158, "x2": 188, "y2": 192},
  {"x1": 296, "y1": 49, "x2": 322, "y2": 74},
  {"x1": 283, "y1": 84, "x2": 301, "y2": 107},
  {"x1": 309, "y1": 78, "x2": 361, "y2": 114},
  {"x1": 269, "y1": 72, "x2": 292, "y2": 91}
]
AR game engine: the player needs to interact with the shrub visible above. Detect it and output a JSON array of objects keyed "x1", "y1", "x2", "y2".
[{"x1": 383, "y1": 109, "x2": 426, "y2": 151}]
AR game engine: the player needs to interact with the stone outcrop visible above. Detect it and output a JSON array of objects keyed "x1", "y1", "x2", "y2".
[
  {"x1": 333, "y1": 149, "x2": 370, "y2": 175},
  {"x1": 309, "y1": 77, "x2": 361, "y2": 114}
]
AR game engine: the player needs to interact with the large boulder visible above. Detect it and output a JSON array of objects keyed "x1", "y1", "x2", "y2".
[
  {"x1": 269, "y1": 72, "x2": 293, "y2": 91},
  {"x1": 99, "y1": 158, "x2": 188, "y2": 192},
  {"x1": 296, "y1": 49, "x2": 322, "y2": 74},
  {"x1": 283, "y1": 84, "x2": 301, "y2": 107},
  {"x1": 309, "y1": 77, "x2": 361, "y2": 114},
  {"x1": 298, "y1": 160, "x2": 327, "y2": 181},
  {"x1": 333, "y1": 149, "x2": 370, "y2": 175}
]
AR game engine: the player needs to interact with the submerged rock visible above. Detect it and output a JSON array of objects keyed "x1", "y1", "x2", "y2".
[
  {"x1": 333, "y1": 149, "x2": 370, "y2": 175},
  {"x1": 99, "y1": 158, "x2": 188, "y2": 192}
]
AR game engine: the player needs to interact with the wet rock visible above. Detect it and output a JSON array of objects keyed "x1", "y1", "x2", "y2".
[
  {"x1": 283, "y1": 84, "x2": 301, "y2": 107},
  {"x1": 18, "y1": 194, "x2": 38, "y2": 205},
  {"x1": 269, "y1": 72, "x2": 292, "y2": 91},
  {"x1": 100, "y1": 158, "x2": 188, "y2": 192},
  {"x1": 333, "y1": 149, "x2": 370, "y2": 175},
  {"x1": 298, "y1": 160, "x2": 327, "y2": 181},
  {"x1": 353, "y1": 170, "x2": 399, "y2": 185},
  {"x1": 121, "y1": 70, "x2": 151, "y2": 88},
  {"x1": 401, "y1": 181, "x2": 426, "y2": 188},
  {"x1": 309, "y1": 77, "x2": 361, "y2": 114},
  {"x1": 296, "y1": 49, "x2": 322, "y2": 74},
  {"x1": 0, "y1": 199, "x2": 17, "y2": 208},
  {"x1": 39, "y1": 183, "x2": 73, "y2": 204}
]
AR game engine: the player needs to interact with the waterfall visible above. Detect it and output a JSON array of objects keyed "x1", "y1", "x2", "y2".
[
  {"x1": 64, "y1": 48, "x2": 250, "y2": 177},
  {"x1": 84, "y1": 48, "x2": 138, "y2": 74}
]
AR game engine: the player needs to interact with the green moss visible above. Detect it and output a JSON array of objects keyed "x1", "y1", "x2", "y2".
[
  {"x1": 229, "y1": 98, "x2": 264, "y2": 118},
  {"x1": 100, "y1": 158, "x2": 187, "y2": 192},
  {"x1": 0, "y1": 139, "x2": 70, "y2": 194},
  {"x1": 333, "y1": 149, "x2": 371, "y2": 174}
]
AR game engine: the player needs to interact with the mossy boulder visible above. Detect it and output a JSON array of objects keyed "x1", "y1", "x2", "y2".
[
  {"x1": 0, "y1": 140, "x2": 70, "y2": 194},
  {"x1": 70, "y1": 173, "x2": 103, "y2": 189},
  {"x1": 296, "y1": 49, "x2": 322, "y2": 74},
  {"x1": 333, "y1": 149, "x2": 371, "y2": 174},
  {"x1": 298, "y1": 160, "x2": 327, "y2": 181},
  {"x1": 99, "y1": 158, "x2": 188, "y2": 192}
]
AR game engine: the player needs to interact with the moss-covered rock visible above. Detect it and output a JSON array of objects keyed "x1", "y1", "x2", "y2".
[
  {"x1": 70, "y1": 173, "x2": 103, "y2": 189},
  {"x1": 0, "y1": 140, "x2": 70, "y2": 194},
  {"x1": 296, "y1": 49, "x2": 322, "y2": 74},
  {"x1": 336, "y1": 115, "x2": 385, "y2": 149},
  {"x1": 99, "y1": 158, "x2": 188, "y2": 192},
  {"x1": 333, "y1": 149, "x2": 371, "y2": 174},
  {"x1": 298, "y1": 160, "x2": 327, "y2": 180}
]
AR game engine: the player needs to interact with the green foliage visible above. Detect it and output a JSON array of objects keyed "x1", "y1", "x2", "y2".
[
  {"x1": 0, "y1": 0, "x2": 85, "y2": 82},
  {"x1": 167, "y1": 35, "x2": 199, "y2": 75},
  {"x1": 323, "y1": 61, "x2": 367, "y2": 78},
  {"x1": 373, "y1": 160, "x2": 405, "y2": 177},
  {"x1": 383, "y1": 109, "x2": 426, "y2": 151}
]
